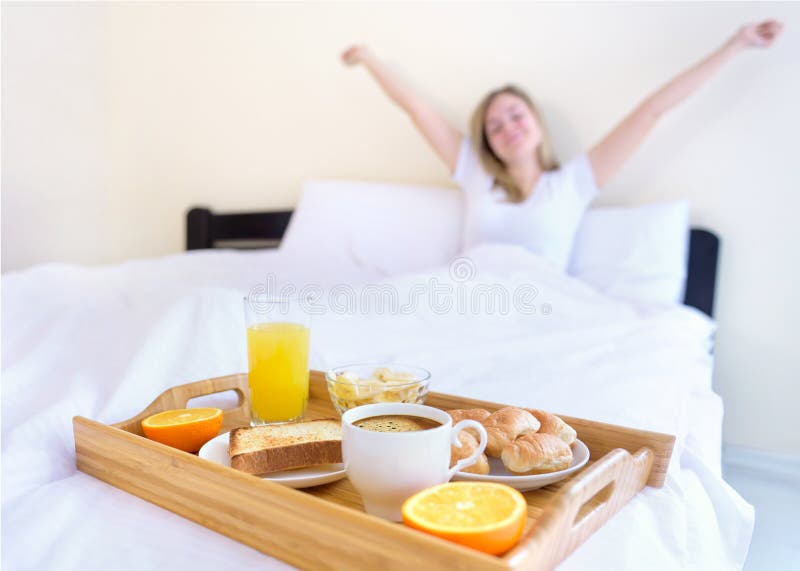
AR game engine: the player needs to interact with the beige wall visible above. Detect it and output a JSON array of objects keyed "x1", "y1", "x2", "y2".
[{"x1": 3, "y1": 2, "x2": 799, "y2": 454}]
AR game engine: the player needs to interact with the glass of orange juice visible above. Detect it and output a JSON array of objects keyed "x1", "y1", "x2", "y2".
[{"x1": 243, "y1": 296, "x2": 311, "y2": 425}]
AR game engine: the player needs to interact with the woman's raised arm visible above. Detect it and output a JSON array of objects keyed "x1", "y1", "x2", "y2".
[
  {"x1": 342, "y1": 45, "x2": 463, "y2": 173},
  {"x1": 588, "y1": 20, "x2": 784, "y2": 188}
]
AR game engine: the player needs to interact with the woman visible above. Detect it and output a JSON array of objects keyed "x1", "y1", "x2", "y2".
[{"x1": 342, "y1": 20, "x2": 783, "y2": 271}]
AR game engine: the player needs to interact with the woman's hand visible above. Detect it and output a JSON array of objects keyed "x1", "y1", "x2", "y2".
[
  {"x1": 338, "y1": 44, "x2": 462, "y2": 174},
  {"x1": 588, "y1": 19, "x2": 783, "y2": 188},
  {"x1": 341, "y1": 45, "x2": 372, "y2": 66},
  {"x1": 733, "y1": 20, "x2": 784, "y2": 48}
]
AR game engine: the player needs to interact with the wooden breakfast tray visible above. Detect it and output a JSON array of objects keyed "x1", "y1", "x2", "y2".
[{"x1": 73, "y1": 371, "x2": 675, "y2": 571}]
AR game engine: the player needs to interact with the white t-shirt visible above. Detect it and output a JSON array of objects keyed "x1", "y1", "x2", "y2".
[{"x1": 453, "y1": 138, "x2": 600, "y2": 271}]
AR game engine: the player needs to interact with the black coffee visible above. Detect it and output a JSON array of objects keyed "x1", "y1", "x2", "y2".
[{"x1": 354, "y1": 415, "x2": 441, "y2": 433}]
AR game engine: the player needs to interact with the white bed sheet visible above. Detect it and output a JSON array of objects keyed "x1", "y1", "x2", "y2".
[{"x1": 1, "y1": 244, "x2": 753, "y2": 570}]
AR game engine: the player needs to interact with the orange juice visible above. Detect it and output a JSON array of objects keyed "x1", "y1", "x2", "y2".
[{"x1": 246, "y1": 322, "x2": 310, "y2": 423}]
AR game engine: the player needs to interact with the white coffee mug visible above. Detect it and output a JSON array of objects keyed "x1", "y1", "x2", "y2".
[{"x1": 341, "y1": 402, "x2": 488, "y2": 521}]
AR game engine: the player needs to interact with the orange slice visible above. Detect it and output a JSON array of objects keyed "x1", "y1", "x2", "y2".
[
  {"x1": 402, "y1": 482, "x2": 527, "y2": 555},
  {"x1": 141, "y1": 408, "x2": 223, "y2": 452}
]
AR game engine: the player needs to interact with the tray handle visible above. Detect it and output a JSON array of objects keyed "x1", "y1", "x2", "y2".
[
  {"x1": 505, "y1": 446, "x2": 654, "y2": 571},
  {"x1": 112, "y1": 373, "x2": 251, "y2": 435}
]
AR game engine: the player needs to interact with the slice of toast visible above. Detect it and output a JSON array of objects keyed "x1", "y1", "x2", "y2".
[{"x1": 229, "y1": 419, "x2": 342, "y2": 475}]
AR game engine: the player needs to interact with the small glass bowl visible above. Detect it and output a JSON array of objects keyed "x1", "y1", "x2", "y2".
[{"x1": 325, "y1": 363, "x2": 432, "y2": 416}]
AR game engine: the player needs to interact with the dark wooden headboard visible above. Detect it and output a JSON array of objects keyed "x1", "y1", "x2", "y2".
[
  {"x1": 186, "y1": 208, "x2": 293, "y2": 250},
  {"x1": 186, "y1": 207, "x2": 720, "y2": 318},
  {"x1": 683, "y1": 228, "x2": 719, "y2": 318}
]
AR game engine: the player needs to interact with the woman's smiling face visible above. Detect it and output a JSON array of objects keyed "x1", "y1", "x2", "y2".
[{"x1": 484, "y1": 92, "x2": 542, "y2": 165}]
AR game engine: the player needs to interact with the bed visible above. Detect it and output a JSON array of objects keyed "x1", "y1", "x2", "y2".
[{"x1": 1, "y1": 179, "x2": 751, "y2": 571}]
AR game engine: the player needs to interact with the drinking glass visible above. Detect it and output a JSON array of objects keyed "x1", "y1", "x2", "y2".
[{"x1": 243, "y1": 296, "x2": 311, "y2": 425}]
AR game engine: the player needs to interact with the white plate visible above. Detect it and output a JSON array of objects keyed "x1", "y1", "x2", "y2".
[
  {"x1": 198, "y1": 432, "x2": 346, "y2": 489},
  {"x1": 452, "y1": 439, "x2": 590, "y2": 492}
]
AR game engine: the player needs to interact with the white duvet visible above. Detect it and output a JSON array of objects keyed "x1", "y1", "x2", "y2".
[{"x1": 1, "y1": 244, "x2": 753, "y2": 570}]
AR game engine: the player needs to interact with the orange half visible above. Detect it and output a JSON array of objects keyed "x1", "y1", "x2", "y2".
[
  {"x1": 402, "y1": 482, "x2": 527, "y2": 555},
  {"x1": 141, "y1": 408, "x2": 223, "y2": 452}
]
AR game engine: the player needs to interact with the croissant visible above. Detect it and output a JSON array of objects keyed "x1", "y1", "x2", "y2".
[
  {"x1": 525, "y1": 409, "x2": 577, "y2": 445},
  {"x1": 481, "y1": 407, "x2": 540, "y2": 457},
  {"x1": 450, "y1": 430, "x2": 490, "y2": 475},
  {"x1": 501, "y1": 433, "x2": 573, "y2": 474},
  {"x1": 448, "y1": 408, "x2": 491, "y2": 441}
]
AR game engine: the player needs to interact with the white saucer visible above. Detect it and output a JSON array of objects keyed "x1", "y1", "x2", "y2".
[
  {"x1": 453, "y1": 439, "x2": 590, "y2": 492},
  {"x1": 198, "y1": 432, "x2": 346, "y2": 489}
]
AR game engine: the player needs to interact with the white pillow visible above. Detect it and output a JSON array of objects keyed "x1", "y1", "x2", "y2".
[
  {"x1": 281, "y1": 179, "x2": 464, "y2": 275},
  {"x1": 567, "y1": 201, "x2": 690, "y2": 305}
]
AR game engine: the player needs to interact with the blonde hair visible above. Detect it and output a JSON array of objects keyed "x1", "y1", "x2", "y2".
[{"x1": 469, "y1": 85, "x2": 559, "y2": 203}]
